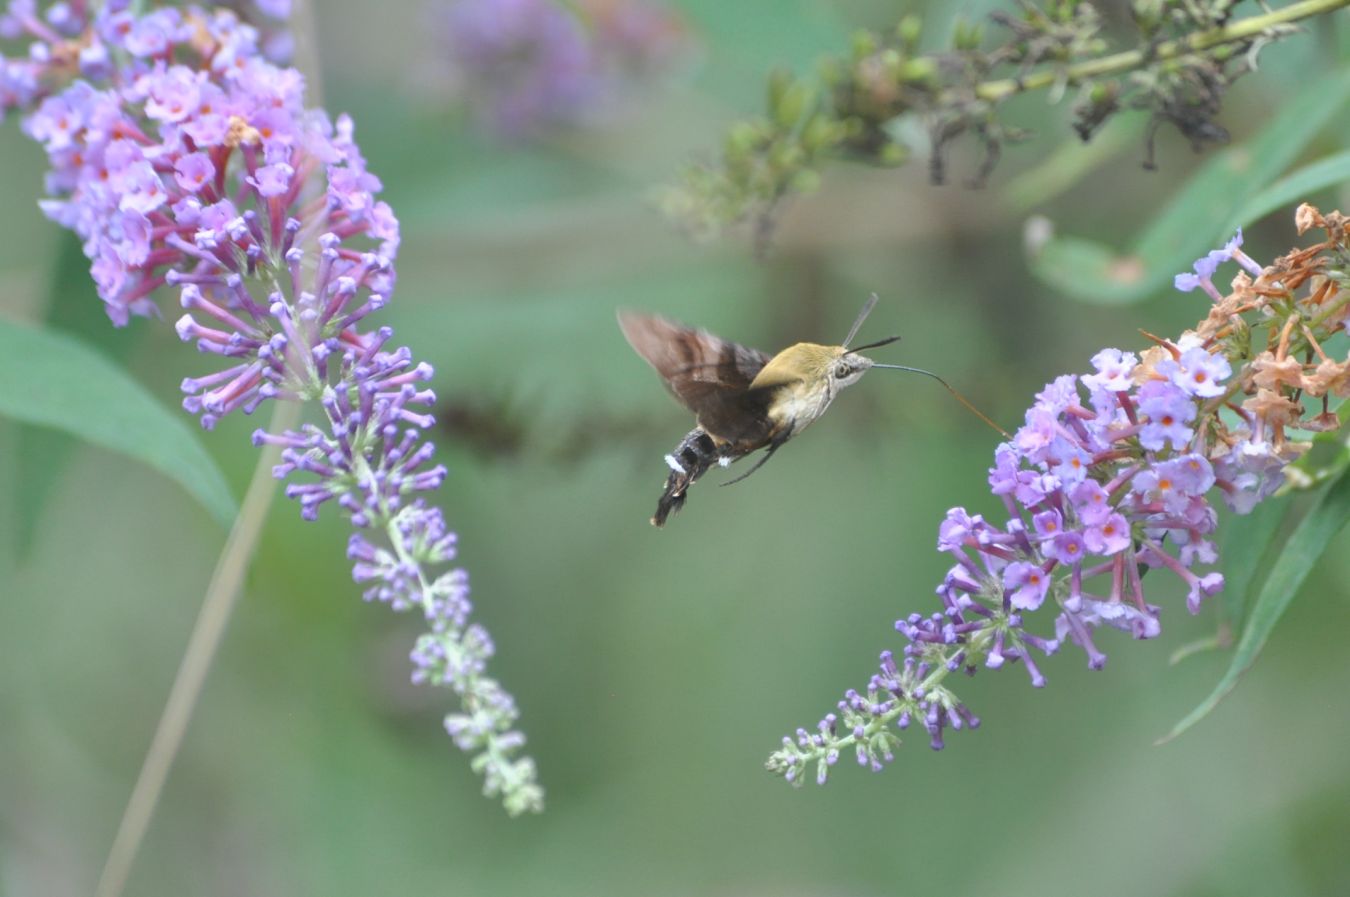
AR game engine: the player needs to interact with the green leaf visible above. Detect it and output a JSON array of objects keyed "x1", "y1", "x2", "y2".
[
  {"x1": 1001, "y1": 118, "x2": 1142, "y2": 214},
  {"x1": 1216, "y1": 498, "x2": 1290, "y2": 630},
  {"x1": 1168, "y1": 499, "x2": 1289, "y2": 666},
  {"x1": 0, "y1": 318, "x2": 237, "y2": 528},
  {"x1": 1032, "y1": 68, "x2": 1350, "y2": 305},
  {"x1": 1029, "y1": 235, "x2": 1151, "y2": 301},
  {"x1": 1158, "y1": 467, "x2": 1350, "y2": 744},
  {"x1": 1228, "y1": 150, "x2": 1350, "y2": 231},
  {"x1": 14, "y1": 232, "x2": 148, "y2": 555}
]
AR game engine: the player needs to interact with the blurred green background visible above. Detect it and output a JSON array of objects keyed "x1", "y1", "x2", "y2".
[{"x1": 3, "y1": 2, "x2": 1350, "y2": 895}]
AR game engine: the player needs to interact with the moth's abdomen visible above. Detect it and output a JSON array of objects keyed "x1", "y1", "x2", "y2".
[{"x1": 651, "y1": 427, "x2": 740, "y2": 526}]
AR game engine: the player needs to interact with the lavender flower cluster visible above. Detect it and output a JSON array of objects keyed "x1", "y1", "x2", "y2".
[
  {"x1": 9, "y1": 0, "x2": 541, "y2": 814},
  {"x1": 437, "y1": 0, "x2": 686, "y2": 140},
  {"x1": 769, "y1": 224, "x2": 1346, "y2": 787}
]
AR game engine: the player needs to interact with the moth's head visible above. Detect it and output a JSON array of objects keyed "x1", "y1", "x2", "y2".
[
  {"x1": 752, "y1": 343, "x2": 876, "y2": 395},
  {"x1": 829, "y1": 349, "x2": 876, "y2": 391},
  {"x1": 832, "y1": 329, "x2": 902, "y2": 393}
]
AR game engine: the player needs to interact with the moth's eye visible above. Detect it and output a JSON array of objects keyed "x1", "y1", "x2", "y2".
[{"x1": 834, "y1": 364, "x2": 852, "y2": 379}]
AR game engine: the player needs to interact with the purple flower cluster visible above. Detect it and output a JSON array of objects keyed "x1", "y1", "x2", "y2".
[
  {"x1": 436, "y1": 0, "x2": 686, "y2": 140},
  {"x1": 768, "y1": 235, "x2": 1306, "y2": 787},
  {"x1": 440, "y1": 0, "x2": 596, "y2": 139},
  {"x1": 971, "y1": 340, "x2": 1233, "y2": 645},
  {"x1": 350, "y1": 504, "x2": 541, "y2": 812},
  {"x1": 1, "y1": 1, "x2": 290, "y2": 117},
  {"x1": 23, "y1": 6, "x2": 395, "y2": 331},
  {"x1": 2, "y1": 1, "x2": 103, "y2": 115},
  {"x1": 253, "y1": 339, "x2": 442, "y2": 520},
  {"x1": 779, "y1": 648, "x2": 981, "y2": 786},
  {"x1": 217, "y1": 0, "x2": 293, "y2": 62},
  {"x1": 14, "y1": 1, "x2": 541, "y2": 814}
]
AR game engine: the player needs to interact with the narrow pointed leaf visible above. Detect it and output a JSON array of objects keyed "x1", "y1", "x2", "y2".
[
  {"x1": 1168, "y1": 500, "x2": 1288, "y2": 666},
  {"x1": 1158, "y1": 467, "x2": 1350, "y2": 744},
  {"x1": 1228, "y1": 150, "x2": 1350, "y2": 232},
  {"x1": 15, "y1": 232, "x2": 146, "y2": 555},
  {"x1": 0, "y1": 318, "x2": 236, "y2": 528},
  {"x1": 1217, "y1": 498, "x2": 1290, "y2": 629}
]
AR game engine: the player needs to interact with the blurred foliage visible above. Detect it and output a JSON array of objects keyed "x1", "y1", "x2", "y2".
[
  {"x1": 1029, "y1": 67, "x2": 1350, "y2": 304},
  {"x1": 659, "y1": 0, "x2": 1350, "y2": 247},
  {"x1": 2, "y1": 1, "x2": 1350, "y2": 896}
]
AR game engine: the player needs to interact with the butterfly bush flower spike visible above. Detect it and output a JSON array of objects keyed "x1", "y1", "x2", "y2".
[
  {"x1": 15, "y1": 1, "x2": 541, "y2": 814},
  {"x1": 770, "y1": 207, "x2": 1350, "y2": 786}
]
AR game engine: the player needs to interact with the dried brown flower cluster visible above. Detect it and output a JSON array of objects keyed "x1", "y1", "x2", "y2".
[{"x1": 1193, "y1": 206, "x2": 1350, "y2": 466}]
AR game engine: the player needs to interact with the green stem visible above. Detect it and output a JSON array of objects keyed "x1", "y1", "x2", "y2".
[
  {"x1": 92, "y1": 399, "x2": 300, "y2": 897},
  {"x1": 973, "y1": 0, "x2": 1350, "y2": 103},
  {"x1": 1308, "y1": 283, "x2": 1350, "y2": 331}
]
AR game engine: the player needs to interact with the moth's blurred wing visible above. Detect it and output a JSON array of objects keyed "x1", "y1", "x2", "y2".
[
  {"x1": 618, "y1": 312, "x2": 769, "y2": 392},
  {"x1": 618, "y1": 311, "x2": 773, "y2": 444}
]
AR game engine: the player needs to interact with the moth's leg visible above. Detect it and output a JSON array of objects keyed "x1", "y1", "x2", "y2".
[{"x1": 719, "y1": 434, "x2": 787, "y2": 487}]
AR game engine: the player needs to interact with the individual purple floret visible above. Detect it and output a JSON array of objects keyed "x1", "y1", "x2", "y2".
[{"x1": 1173, "y1": 228, "x2": 1264, "y2": 299}]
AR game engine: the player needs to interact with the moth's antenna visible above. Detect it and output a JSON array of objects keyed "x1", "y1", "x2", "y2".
[
  {"x1": 842, "y1": 293, "x2": 879, "y2": 348},
  {"x1": 849, "y1": 334, "x2": 901, "y2": 354},
  {"x1": 872, "y1": 363, "x2": 1011, "y2": 438}
]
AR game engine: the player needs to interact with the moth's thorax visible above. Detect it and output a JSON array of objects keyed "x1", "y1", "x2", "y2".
[
  {"x1": 766, "y1": 377, "x2": 836, "y2": 435},
  {"x1": 757, "y1": 344, "x2": 874, "y2": 436},
  {"x1": 750, "y1": 342, "x2": 841, "y2": 391}
]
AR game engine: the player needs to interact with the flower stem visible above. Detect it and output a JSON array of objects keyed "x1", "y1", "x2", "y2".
[
  {"x1": 1309, "y1": 284, "x2": 1350, "y2": 331},
  {"x1": 93, "y1": 398, "x2": 300, "y2": 897},
  {"x1": 973, "y1": 0, "x2": 1350, "y2": 103}
]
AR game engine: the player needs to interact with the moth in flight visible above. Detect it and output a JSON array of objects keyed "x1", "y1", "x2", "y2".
[{"x1": 620, "y1": 295, "x2": 938, "y2": 526}]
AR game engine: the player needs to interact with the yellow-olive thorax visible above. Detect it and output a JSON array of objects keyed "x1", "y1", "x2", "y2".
[{"x1": 750, "y1": 342, "x2": 875, "y2": 437}]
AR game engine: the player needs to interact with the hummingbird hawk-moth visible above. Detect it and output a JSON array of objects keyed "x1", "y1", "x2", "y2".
[{"x1": 619, "y1": 294, "x2": 924, "y2": 526}]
